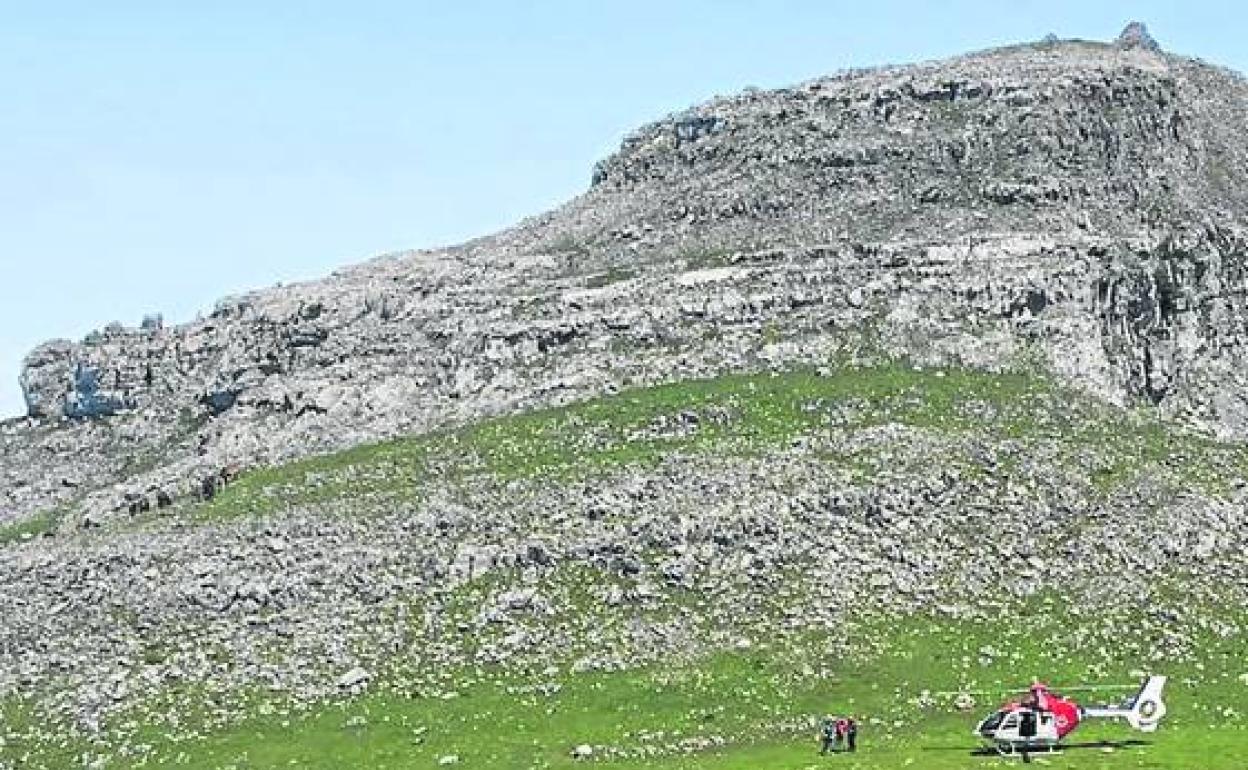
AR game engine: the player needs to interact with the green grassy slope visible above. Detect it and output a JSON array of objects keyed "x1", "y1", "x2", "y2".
[
  {"x1": 197, "y1": 365, "x2": 1245, "y2": 521},
  {"x1": 4, "y1": 366, "x2": 1247, "y2": 769}
]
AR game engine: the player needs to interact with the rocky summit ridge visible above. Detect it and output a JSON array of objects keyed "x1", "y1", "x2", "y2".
[{"x1": 6, "y1": 29, "x2": 1248, "y2": 530}]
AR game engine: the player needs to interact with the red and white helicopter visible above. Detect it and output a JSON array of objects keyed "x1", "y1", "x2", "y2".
[{"x1": 958, "y1": 676, "x2": 1167, "y2": 761}]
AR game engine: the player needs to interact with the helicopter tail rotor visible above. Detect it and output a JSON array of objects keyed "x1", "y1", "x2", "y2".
[{"x1": 1125, "y1": 676, "x2": 1167, "y2": 732}]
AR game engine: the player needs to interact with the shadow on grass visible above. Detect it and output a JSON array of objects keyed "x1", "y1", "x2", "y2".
[{"x1": 922, "y1": 738, "x2": 1153, "y2": 756}]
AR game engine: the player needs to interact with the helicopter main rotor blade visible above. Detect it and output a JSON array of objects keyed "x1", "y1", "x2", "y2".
[
  {"x1": 929, "y1": 689, "x2": 1005, "y2": 696},
  {"x1": 930, "y1": 683, "x2": 1137, "y2": 697}
]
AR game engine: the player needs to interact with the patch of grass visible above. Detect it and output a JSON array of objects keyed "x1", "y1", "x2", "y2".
[
  {"x1": 0, "y1": 697, "x2": 89, "y2": 769},
  {"x1": 585, "y1": 266, "x2": 636, "y2": 288},
  {"x1": 680, "y1": 246, "x2": 737, "y2": 269},
  {"x1": 537, "y1": 235, "x2": 591, "y2": 257},
  {"x1": 0, "y1": 508, "x2": 63, "y2": 546}
]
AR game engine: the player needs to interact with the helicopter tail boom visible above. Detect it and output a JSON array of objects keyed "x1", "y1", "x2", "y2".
[{"x1": 1081, "y1": 675, "x2": 1167, "y2": 732}]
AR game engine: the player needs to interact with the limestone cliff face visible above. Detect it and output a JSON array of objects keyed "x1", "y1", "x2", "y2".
[{"x1": 7, "y1": 36, "x2": 1248, "y2": 528}]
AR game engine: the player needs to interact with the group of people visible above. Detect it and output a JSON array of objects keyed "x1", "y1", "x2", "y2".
[{"x1": 819, "y1": 714, "x2": 858, "y2": 754}]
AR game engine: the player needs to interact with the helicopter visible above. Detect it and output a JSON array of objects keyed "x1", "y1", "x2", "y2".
[{"x1": 950, "y1": 676, "x2": 1167, "y2": 762}]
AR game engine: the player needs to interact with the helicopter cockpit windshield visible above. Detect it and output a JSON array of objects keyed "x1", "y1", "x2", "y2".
[{"x1": 977, "y1": 710, "x2": 1009, "y2": 736}]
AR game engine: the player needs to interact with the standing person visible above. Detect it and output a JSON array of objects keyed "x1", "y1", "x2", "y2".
[
  {"x1": 836, "y1": 716, "x2": 849, "y2": 750},
  {"x1": 819, "y1": 715, "x2": 839, "y2": 754},
  {"x1": 846, "y1": 716, "x2": 858, "y2": 752}
]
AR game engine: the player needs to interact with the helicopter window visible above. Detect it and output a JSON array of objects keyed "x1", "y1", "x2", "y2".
[
  {"x1": 980, "y1": 711, "x2": 1007, "y2": 733},
  {"x1": 1000, "y1": 712, "x2": 1020, "y2": 730}
]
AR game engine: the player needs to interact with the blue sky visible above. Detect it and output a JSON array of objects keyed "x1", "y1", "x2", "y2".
[{"x1": 1, "y1": 1, "x2": 1244, "y2": 417}]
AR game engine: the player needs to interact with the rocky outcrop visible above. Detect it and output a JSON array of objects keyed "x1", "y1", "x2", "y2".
[
  {"x1": 5, "y1": 35, "x2": 1248, "y2": 530},
  {"x1": 1117, "y1": 21, "x2": 1162, "y2": 51}
]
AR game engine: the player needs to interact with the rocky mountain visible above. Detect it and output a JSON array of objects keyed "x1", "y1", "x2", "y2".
[
  {"x1": 6, "y1": 27, "x2": 1248, "y2": 531},
  {"x1": 3, "y1": 25, "x2": 1248, "y2": 768}
]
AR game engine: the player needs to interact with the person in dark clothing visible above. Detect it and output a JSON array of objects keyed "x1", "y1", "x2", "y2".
[
  {"x1": 819, "y1": 715, "x2": 840, "y2": 754},
  {"x1": 846, "y1": 717, "x2": 858, "y2": 752}
]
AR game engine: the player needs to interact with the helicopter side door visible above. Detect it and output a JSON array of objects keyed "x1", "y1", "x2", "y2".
[
  {"x1": 1019, "y1": 710, "x2": 1037, "y2": 739},
  {"x1": 996, "y1": 709, "x2": 1057, "y2": 744}
]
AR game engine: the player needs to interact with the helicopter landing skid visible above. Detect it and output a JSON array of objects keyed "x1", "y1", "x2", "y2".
[{"x1": 993, "y1": 740, "x2": 1058, "y2": 763}]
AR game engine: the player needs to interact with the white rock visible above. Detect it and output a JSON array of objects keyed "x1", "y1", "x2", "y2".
[{"x1": 336, "y1": 667, "x2": 371, "y2": 691}]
